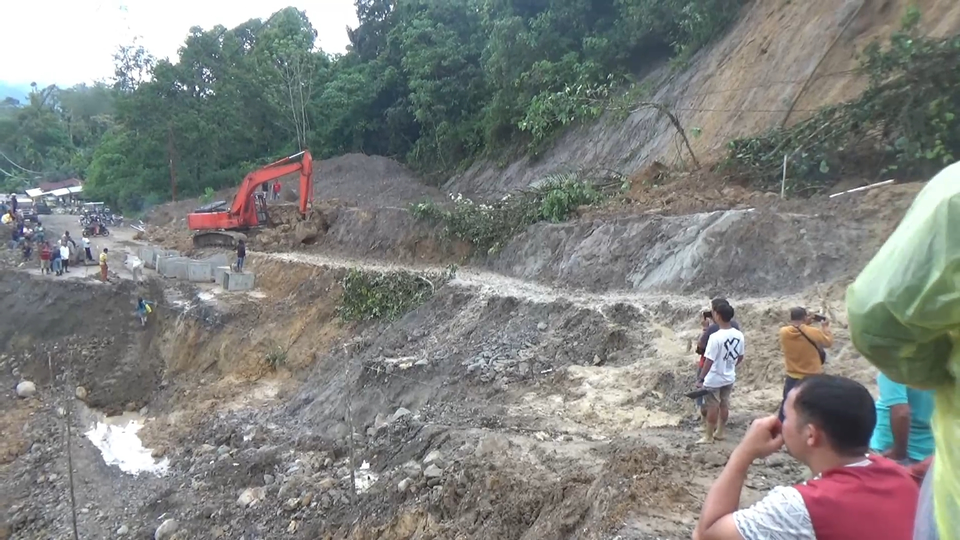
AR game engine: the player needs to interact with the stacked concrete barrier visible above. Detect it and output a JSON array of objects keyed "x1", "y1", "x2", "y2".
[
  {"x1": 204, "y1": 253, "x2": 229, "y2": 268},
  {"x1": 147, "y1": 249, "x2": 251, "y2": 285},
  {"x1": 219, "y1": 269, "x2": 255, "y2": 291},
  {"x1": 140, "y1": 247, "x2": 181, "y2": 270},
  {"x1": 213, "y1": 266, "x2": 231, "y2": 284},
  {"x1": 185, "y1": 262, "x2": 213, "y2": 282},
  {"x1": 157, "y1": 256, "x2": 191, "y2": 280}
]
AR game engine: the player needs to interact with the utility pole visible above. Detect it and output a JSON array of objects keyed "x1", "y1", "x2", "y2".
[{"x1": 167, "y1": 124, "x2": 177, "y2": 202}]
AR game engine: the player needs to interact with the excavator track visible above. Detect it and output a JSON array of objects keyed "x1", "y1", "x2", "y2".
[{"x1": 192, "y1": 231, "x2": 248, "y2": 249}]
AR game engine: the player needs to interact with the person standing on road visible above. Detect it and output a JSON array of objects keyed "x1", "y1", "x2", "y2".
[
  {"x1": 62, "y1": 231, "x2": 77, "y2": 268},
  {"x1": 62, "y1": 230, "x2": 76, "y2": 249},
  {"x1": 697, "y1": 302, "x2": 744, "y2": 443},
  {"x1": 34, "y1": 221, "x2": 44, "y2": 244},
  {"x1": 693, "y1": 375, "x2": 919, "y2": 540},
  {"x1": 99, "y1": 248, "x2": 109, "y2": 282},
  {"x1": 51, "y1": 243, "x2": 62, "y2": 275},
  {"x1": 39, "y1": 242, "x2": 51, "y2": 275},
  {"x1": 778, "y1": 307, "x2": 833, "y2": 421},
  {"x1": 82, "y1": 234, "x2": 93, "y2": 263},
  {"x1": 869, "y1": 372, "x2": 935, "y2": 466},
  {"x1": 20, "y1": 237, "x2": 32, "y2": 261},
  {"x1": 272, "y1": 180, "x2": 281, "y2": 200},
  {"x1": 59, "y1": 240, "x2": 70, "y2": 273}
]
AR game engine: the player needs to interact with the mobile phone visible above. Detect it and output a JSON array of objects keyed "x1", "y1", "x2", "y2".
[
  {"x1": 813, "y1": 314, "x2": 827, "y2": 322},
  {"x1": 702, "y1": 311, "x2": 713, "y2": 319}
]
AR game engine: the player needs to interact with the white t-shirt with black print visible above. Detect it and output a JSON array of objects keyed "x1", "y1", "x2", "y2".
[{"x1": 703, "y1": 327, "x2": 745, "y2": 388}]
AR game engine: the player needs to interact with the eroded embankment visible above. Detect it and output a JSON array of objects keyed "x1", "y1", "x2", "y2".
[
  {"x1": 0, "y1": 250, "x2": 875, "y2": 540},
  {"x1": 244, "y1": 182, "x2": 918, "y2": 298}
]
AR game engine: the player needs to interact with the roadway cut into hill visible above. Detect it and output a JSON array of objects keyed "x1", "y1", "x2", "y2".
[
  {"x1": 2, "y1": 192, "x2": 887, "y2": 538},
  {"x1": 145, "y1": 173, "x2": 922, "y2": 298}
]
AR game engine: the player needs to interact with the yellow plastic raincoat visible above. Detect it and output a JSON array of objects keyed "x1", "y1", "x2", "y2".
[{"x1": 847, "y1": 162, "x2": 960, "y2": 540}]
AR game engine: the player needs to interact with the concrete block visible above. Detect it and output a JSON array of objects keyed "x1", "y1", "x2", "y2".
[
  {"x1": 186, "y1": 262, "x2": 214, "y2": 282},
  {"x1": 214, "y1": 266, "x2": 231, "y2": 284},
  {"x1": 204, "y1": 253, "x2": 229, "y2": 267},
  {"x1": 220, "y1": 270, "x2": 255, "y2": 291},
  {"x1": 139, "y1": 247, "x2": 159, "y2": 269},
  {"x1": 153, "y1": 249, "x2": 181, "y2": 269},
  {"x1": 157, "y1": 256, "x2": 190, "y2": 280}
]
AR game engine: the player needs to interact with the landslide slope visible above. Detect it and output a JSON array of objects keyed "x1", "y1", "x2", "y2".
[{"x1": 447, "y1": 0, "x2": 960, "y2": 196}]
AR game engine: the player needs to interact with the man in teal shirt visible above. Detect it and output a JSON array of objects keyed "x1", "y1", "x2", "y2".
[{"x1": 870, "y1": 372, "x2": 935, "y2": 464}]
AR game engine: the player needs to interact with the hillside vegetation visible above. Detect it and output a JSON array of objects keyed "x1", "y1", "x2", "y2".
[
  {"x1": 1, "y1": 1, "x2": 958, "y2": 211},
  {"x1": 1, "y1": 0, "x2": 747, "y2": 209}
]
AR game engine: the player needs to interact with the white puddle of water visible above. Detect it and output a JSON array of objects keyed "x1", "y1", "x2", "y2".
[
  {"x1": 85, "y1": 419, "x2": 169, "y2": 477},
  {"x1": 354, "y1": 461, "x2": 378, "y2": 493}
]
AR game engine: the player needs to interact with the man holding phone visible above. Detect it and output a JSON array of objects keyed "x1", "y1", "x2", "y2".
[
  {"x1": 696, "y1": 298, "x2": 741, "y2": 422},
  {"x1": 697, "y1": 302, "x2": 744, "y2": 443},
  {"x1": 777, "y1": 307, "x2": 833, "y2": 421}
]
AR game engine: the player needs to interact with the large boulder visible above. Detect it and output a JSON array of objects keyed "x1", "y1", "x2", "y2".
[
  {"x1": 154, "y1": 519, "x2": 179, "y2": 540},
  {"x1": 15, "y1": 381, "x2": 36, "y2": 399}
]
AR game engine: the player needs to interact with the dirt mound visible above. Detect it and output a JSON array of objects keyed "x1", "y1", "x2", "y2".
[
  {"x1": 316, "y1": 153, "x2": 444, "y2": 208},
  {"x1": 492, "y1": 179, "x2": 923, "y2": 295}
]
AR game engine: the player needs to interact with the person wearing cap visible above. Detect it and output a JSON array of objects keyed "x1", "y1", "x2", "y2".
[{"x1": 777, "y1": 307, "x2": 832, "y2": 421}]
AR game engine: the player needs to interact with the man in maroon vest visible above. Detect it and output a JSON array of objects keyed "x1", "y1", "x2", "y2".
[{"x1": 693, "y1": 375, "x2": 919, "y2": 540}]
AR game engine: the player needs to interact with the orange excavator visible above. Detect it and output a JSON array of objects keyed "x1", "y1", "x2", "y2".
[{"x1": 187, "y1": 150, "x2": 314, "y2": 247}]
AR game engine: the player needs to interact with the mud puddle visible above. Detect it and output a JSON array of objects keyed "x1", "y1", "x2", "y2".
[{"x1": 77, "y1": 404, "x2": 169, "y2": 477}]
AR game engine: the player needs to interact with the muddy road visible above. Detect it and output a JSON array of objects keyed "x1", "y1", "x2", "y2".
[{"x1": 0, "y1": 179, "x2": 908, "y2": 539}]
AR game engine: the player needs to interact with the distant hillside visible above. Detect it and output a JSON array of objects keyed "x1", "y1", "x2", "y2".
[
  {"x1": 0, "y1": 82, "x2": 31, "y2": 104},
  {"x1": 447, "y1": 0, "x2": 960, "y2": 196}
]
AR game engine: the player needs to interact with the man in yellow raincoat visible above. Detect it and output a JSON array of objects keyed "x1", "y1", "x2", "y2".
[{"x1": 847, "y1": 161, "x2": 960, "y2": 540}]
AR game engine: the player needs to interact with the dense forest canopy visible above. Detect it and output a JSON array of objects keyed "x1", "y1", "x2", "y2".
[{"x1": 0, "y1": 0, "x2": 747, "y2": 211}]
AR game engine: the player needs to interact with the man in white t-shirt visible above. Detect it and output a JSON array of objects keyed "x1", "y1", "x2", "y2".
[{"x1": 697, "y1": 302, "x2": 744, "y2": 443}]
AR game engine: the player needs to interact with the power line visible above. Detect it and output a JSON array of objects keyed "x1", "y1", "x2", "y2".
[
  {"x1": 679, "y1": 68, "x2": 862, "y2": 99},
  {"x1": 0, "y1": 148, "x2": 41, "y2": 175},
  {"x1": 671, "y1": 105, "x2": 820, "y2": 114}
]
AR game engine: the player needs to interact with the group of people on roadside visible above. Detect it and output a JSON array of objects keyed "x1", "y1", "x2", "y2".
[
  {"x1": 695, "y1": 301, "x2": 933, "y2": 461},
  {"x1": 32, "y1": 230, "x2": 110, "y2": 282},
  {"x1": 691, "y1": 304, "x2": 935, "y2": 540},
  {"x1": 690, "y1": 163, "x2": 960, "y2": 540}
]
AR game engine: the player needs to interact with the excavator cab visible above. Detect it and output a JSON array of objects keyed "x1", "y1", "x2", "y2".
[{"x1": 253, "y1": 192, "x2": 269, "y2": 226}]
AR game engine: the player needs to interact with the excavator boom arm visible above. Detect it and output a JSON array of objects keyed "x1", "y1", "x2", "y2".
[{"x1": 229, "y1": 151, "x2": 314, "y2": 217}]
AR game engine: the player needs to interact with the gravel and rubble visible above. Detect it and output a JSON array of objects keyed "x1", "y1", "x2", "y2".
[{"x1": 0, "y1": 170, "x2": 922, "y2": 539}]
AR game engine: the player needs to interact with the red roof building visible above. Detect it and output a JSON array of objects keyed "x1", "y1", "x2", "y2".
[{"x1": 38, "y1": 178, "x2": 82, "y2": 192}]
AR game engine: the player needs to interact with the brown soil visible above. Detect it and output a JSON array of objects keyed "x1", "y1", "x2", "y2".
[
  {"x1": 1, "y1": 6, "x2": 944, "y2": 535},
  {"x1": 315, "y1": 154, "x2": 445, "y2": 208}
]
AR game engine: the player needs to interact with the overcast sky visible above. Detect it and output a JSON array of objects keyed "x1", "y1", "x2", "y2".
[{"x1": 1, "y1": 0, "x2": 358, "y2": 86}]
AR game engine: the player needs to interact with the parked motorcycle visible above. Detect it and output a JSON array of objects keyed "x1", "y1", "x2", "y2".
[{"x1": 83, "y1": 223, "x2": 110, "y2": 237}]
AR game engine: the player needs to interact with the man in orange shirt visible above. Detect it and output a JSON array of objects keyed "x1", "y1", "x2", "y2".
[{"x1": 777, "y1": 307, "x2": 832, "y2": 421}]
